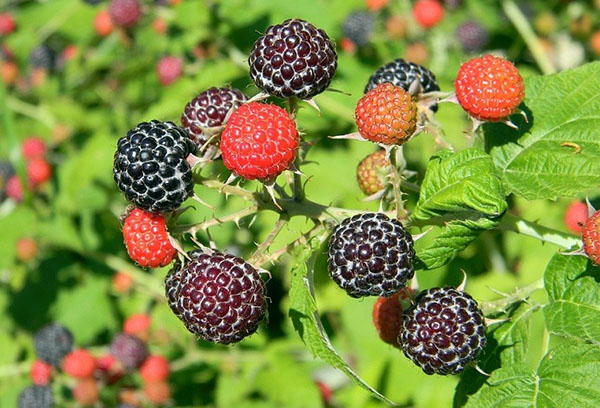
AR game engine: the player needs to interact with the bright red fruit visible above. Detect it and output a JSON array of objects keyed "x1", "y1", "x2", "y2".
[
  {"x1": 94, "y1": 10, "x2": 114, "y2": 37},
  {"x1": 27, "y1": 158, "x2": 52, "y2": 188},
  {"x1": 413, "y1": 0, "x2": 444, "y2": 29},
  {"x1": 582, "y1": 210, "x2": 600, "y2": 265},
  {"x1": 122, "y1": 208, "x2": 176, "y2": 268},
  {"x1": 31, "y1": 360, "x2": 52, "y2": 385},
  {"x1": 221, "y1": 102, "x2": 299, "y2": 180},
  {"x1": 454, "y1": 54, "x2": 525, "y2": 122},
  {"x1": 63, "y1": 349, "x2": 96, "y2": 379},
  {"x1": 123, "y1": 313, "x2": 151, "y2": 341},
  {"x1": 139, "y1": 355, "x2": 170, "y2": 383},
  {"x1": 21, "y1": 137, "x2": 46, "y2": 160},
  {"x1": 565, "y1": 200, "x2": 588, "y2": 234},
  {"x1": 5, "y1": 175, "x2": 23, "y2": 201},
  {"x1": 0, "y1": 12, "x2": 16, "y2": 35}
]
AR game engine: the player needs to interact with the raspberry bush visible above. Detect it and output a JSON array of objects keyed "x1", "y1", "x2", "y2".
[{"x1": 2, "y1": 1, "x2": 600, "y2": 407}]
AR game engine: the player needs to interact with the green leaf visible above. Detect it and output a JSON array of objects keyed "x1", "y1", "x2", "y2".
[
  {"x1": 543, "y1": 254, "x2": 600, "y2": 344},
  {"x1": 465, "y1": 341, "x2": 600, "y2": 407},
  {"x1": 288, "y1": 238, "x2": 396, "y2": 406},
  {"x1": 412, "y1": 148, "x2": 507, "y2": 269},
  {"x1": 486, "y1": 62, "x2": 600, "y2": 200}
]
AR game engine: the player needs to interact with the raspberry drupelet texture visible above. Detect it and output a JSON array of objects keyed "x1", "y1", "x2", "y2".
[
  {"x1": 400, "y1": 287, "x2": 487, "y2": 375},
  {"x1": 110, "y1": 333, "x2": 149, "y2": 369},
  {"x1": 18, "y1": 385, "x2": 54, "y2": 408},
  {"x1": 582, "y1": 209, "x2": 600, "y2": 265},
  {"x1": 372, "y1": 292, "x2": 404, "y2": 347},
  {"x1": 181, "y1": 87, "x2": 247, "y2": 149},
  {"x1": 355, "y1": 83, "x2": 418, "y2": 145},
  {"x1": 248, "y1": 19, "x2": 337, "y2": 99},
  {"x1": 113, "y1": 120, "x2": 195, "y2": 213},
  {"x1": 356, "y1": 150, "x2": 390, "y2": 195},
  {"x1": 122, "y1": 208, "x2": 176, "y2": 268},
  {"x1": 220, "y1": 102, "x2": 299, "y2": 180},
  {"x1": 327, "y1": 212, "x2": 415, "y2": 298},
  {"x1": 165, "y1": 250, "x2": 267, "y2": 344},
  {"x1": 454, "y1": 54, "x2": 525, "y2": 122},
  {"x1": 34, "y1": 323, "x2": 74, "y2": 366}
]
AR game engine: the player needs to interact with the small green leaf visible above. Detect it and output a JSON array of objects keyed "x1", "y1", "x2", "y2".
[
  {"x1": 288, "y1": 239, "x2": 396, "y2": 406},
  {"x1": 412, "y1": 148, "x2": 507, "y2": 269},
  {"x1": 543, "y1": 254, "x2": 600, "y2": 344},
  {"x1": 465, "y1": 341, "x2": 600, "y2": 407},
  {"x1": 486, "y1": 61, "x2": 600, "y2": 200}
]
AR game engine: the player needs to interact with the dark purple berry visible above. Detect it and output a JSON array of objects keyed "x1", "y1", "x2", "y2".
[
  {"x1": 327, "y1": 213, "x2": 415, "y2": 298},
  {"x1": 248, "y1": 19, "x2": 338, "y2": 99},
  {"x1": 110, "y1": 333, "x2": 149, "y2": 369},
  {"x1": 18, "y1": 385, "x2": 53, "y2": 408},
  {"x1": 400, "y1": 287, "x2": 487, "y2": 375},
  {"x1": 34, "y1": 323, "x2": 74, "y2": 367},
  {"x1": 29, "y1": 45, "x2": 54, "y2": 71},
  {"x1": 342, "y1": 11, "x2": 374, "y2": 47},
  {"x1": 113, "y1": 120, "x2": 196, "y2": 213},
  {"x1": 456, "y1": 20, "x2": 489, "y2": 53},
  {"x1": 181, "y1": 87, "x2": 247, "y2": 149},
  {"x1": 165, "y1": 250, "x2": 267, "y2": 344}
]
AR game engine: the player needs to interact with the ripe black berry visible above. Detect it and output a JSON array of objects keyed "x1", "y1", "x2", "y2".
[
  {"x1": 18, "y1": 385, "x2": 53, "y2": 408},
  {"x1": 181, "y1": 87, "x2": 247, "y2": 149},
  {"x1": 327, "y1": 213, "x2": 415, "y2": 298},
  {"x1": 400, "y1": 287, "x2": 487, "y2": 375},
  {"x1": 364, "y1": 58, "x2": 440, "y2": 111},
  {"x1": 249, "y1": 19, "x2": 338, "y2": 99},
  {"x1": 34, "y1": 323, "x2": 74, "y2": 366},
  {"x1": 456, "y1": 20, "x2": 489, "y2": 53},
  {"x1": 342, "y1": 11, "x2": 374, "y2": 47},
  {"x1": 165, "y1": 250, "x2": 267, "y2": 344},
  {"x1": 110, "y1": 333, "x2": 149, "y2": 369},
  {"x1": 113, "y1": 120, "x2": 195, "y2": 213},
  {"x1": 29, "y1": 45, "x2": 54, "y2": 71}
]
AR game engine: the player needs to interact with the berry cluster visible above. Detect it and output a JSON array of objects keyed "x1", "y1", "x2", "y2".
[{"x1": 19, "y1": 317, "x2": 172, "y2": 407}]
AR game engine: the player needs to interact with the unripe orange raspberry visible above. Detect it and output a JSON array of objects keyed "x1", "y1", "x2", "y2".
[
  {"x1": 355, "y1": 83, "x2": 417, "y2": 145},
  {"x1": 139, "y1": 355, "x2": 169, "y2": 383},
  {"x1": 143, "y1": 381, "x2": 170, "y2": 404},
  {"x1": 582, "y1": 210, "x2": 600, "y2": 265},
  {"x1": 356, "y1": 150, "x2": 390, "y2": 195},
  {"x1": 72, "y1": 379, "x2": 99, "y2": 406}
]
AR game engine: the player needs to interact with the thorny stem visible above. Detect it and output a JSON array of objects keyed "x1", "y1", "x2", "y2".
[
  {"x1": 502, "y1": 0, "x2": 555, "y2": 75},
  {"x1": 248, "y1": 217, "x2": 287, "y2": 265},
  {"x1": 480, "y1": 278, "x2": 544, "y2": 316},
  {"x1": 389, "y1": 146, "x2": 408, "y2": 219},
  {"x1": 496, "y1": 213, "x2": 580, "y2": 249},
  {"x1": 256, "y1": 223, "x2": 327, "y2": 267},
  {"x1": 180, "y1": 205, "x2": 259, "y2": 235}
]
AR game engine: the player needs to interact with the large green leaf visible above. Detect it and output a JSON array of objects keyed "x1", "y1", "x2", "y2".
[
  {"x1": 288, "y1": 239, "x2": 396, "y2": 406},
  {"x1": 486, "y1": 62, "x2": 600, "y2": 200},
  {"x1": 412, "y1": 148, "x2": 507, "y2": 269},
  {"x1": 543, "y1": 254, "x2": 600, "y2": 344},
  {"x1": 465, "y1": 341, "x2": 600, "y2": 407}
]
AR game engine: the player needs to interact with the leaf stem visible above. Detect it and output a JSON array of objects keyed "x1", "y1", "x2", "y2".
[
  {"x1": 501, "y1": 0, "x2": 555, "y2": 75},
  {"x1": 248, "y1": 216, "x2": 287, "y2": 265},
  {"x1": 480, "y1": 278, "x2": 544, "y2": 315},
  {"x1": 495, "y1": 213, "x2": 580, "y2": 249}
]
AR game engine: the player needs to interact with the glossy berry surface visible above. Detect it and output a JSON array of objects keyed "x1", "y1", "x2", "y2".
[
  {"x1": 356, "y1": 150, "x2": 390, "y2": 195},
  {"x1": 122, "y1": 208, "x2": 176, "y2": 268},
  {"x1": 109, "y1": 0, "x2": 141, "y2": 27},
  {"x1": 355, "y1": 83, "x2": 418, "y2": 145},
  {"x1": 18, "y1": 386, "x2": 53, "y2": 408},
  {"x1": 413, "y1": 0, "x2": 444, "y2": 29},
  {"x1": 165, "y1": 250, "x2": 266, "y2": 344},
  {"x1": 400, "y1": 287, "x2": 486, "y2": 375},
  {"x1": 454, "y1": 54, "x2": 525, "y2": 121},
  {"x1": 249, "y1": 19, "x2": 337, "y2": 99},
  {"x1": 34, "y1": 323, "x2": 74, "y2": 366},
  {"x1": 327, "y1": 212, "x2": 415, "y2": 298},
  {"x1": 582, "y1": 209, "x2": 600, "y2": 265},
  {"x1": 372, "y1": 292, "x2": 404, "y2": 347},
  {"x1": 181, "y1": 87, "x2": 247, "y2": 149},
  {"x1": 221, "y1": 102, "x2": 299, "y2": 180},
  {"x1": 113, "y1": 120, "x2": 195, "y2": 212},
  {"x1": 110, "y1": 333, "x2": 149, "y2": 369}
]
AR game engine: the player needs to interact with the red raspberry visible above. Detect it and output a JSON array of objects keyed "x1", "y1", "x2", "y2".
[
  {"x1": 355, "y1": 83, "x2": 417, "y2": 145},
  {"x1": 108, "y1": 0, "x2": 141, "y2": 28},
  {"x1": 27, "y1": 158, "x2": 52, "y2": 188},
  {"x1": 122, "y1": 208, "x2": 176, "y2": 268},
  {"x1": 63, "y1": 349, "x2": 96, "y2": 379},
  {"x1": 221, "y1": 102, "x2": 299, "y2": 180},
  {"x1": 413, "y1": 0, "x2": 444, "y2": 29},
  {"x1": 21, "y1": 137, "x2": 46, "y2": 160},
  {"x1": 454, "y1": 54, "x2": 525, "y2": 122},
  {"x1": 0, "y1": 12, "x2": 16, "y2": 35},
  {"x1": 16, "y1": 237, "x2": 38, "y2": 262},
  {"x1": 94, "y1": 10, "x2": 114, "y2": 37},
  {"x1": 143, "y1": 381, "x2": 170, "y2": 404},
  {"x1": 6, "y1": 175, "x2": 23, "y2": 201},
  {"x1": 72, "y1": 379, "x2": 99, "y2": 405},
  {"x1": 123, "y1": 313, "x2": 151, "y2": 341},
  {"x1": 156, "y1": 56, "x2": 182, "y2": 86},
  {"x1": 582, "y1": 210, "x2": 600, "y2": 265},
  {"x1": 356, "y1": 150, "x2": 390, "y2": 195},
  {"x1": 372, "y1": 292, "x2": 404, "y2": 347},
  {"x1": 112, "y1": 271, "x2": 133, "y2": 293},
  {"x1": 565, "y1": 200, "x2": 588, "y2": 234},
  {"x1": 139, "y1": 355, "x2": 169, "y2": 383},
  {"x1": 31, "y1": 360, "x2": 53, "y2": 385}
]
